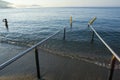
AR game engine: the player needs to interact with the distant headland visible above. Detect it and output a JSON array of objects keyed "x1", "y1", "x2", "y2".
[
  {"x1": 0, "y1": 0, "x2": 41, "y2": 8},
  {"x1": 0, "y1": 0, "x2": 13, "y2": 8}
]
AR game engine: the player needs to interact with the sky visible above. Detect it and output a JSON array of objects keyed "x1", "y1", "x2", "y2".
[
  {"x1": 2, "y1": 0, "x2": 120, "y2": 7},
  {"x1": 0, "y1": 0, "x2": 11, "y2": 8}
]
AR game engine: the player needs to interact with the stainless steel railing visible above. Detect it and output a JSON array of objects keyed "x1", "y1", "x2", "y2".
[
  {"x1": 88, "y1": 24, "x2": 120, "y2": 62},
  {"x1": 0, "y1": 17, "x2": 119, "y2": 80},
  {"x1": 0, "y1": 27, "x2": 66, "y2": 79},
  {"x1": 88, "y1": 17, "x2": 120, "y2": 80}
]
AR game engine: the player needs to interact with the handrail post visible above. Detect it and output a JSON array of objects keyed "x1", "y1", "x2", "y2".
[
  {"x1": 2, "y1": 18, "x2": 9, "y2": 31},
  {"x1": 91, "y1": 31, "x2": 95, "y2": 43},
  {"x1": 63, "y1": 27, "x2": 66, "y2": 40},
  {"x1": 88, "y1": 17, "x2": 97, "y2": 43},
  {"x1": 70, "y1": 16, "x2": 72, "y2": 28},
  {"x1": 35, "y1": 48, "x2": 41, "y2": 79},
  {"x1": 108, "y1": 56, "x2": 116, "y2": 80}
]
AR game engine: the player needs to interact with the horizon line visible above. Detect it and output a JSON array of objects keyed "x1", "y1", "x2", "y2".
[{"x1": 1, "y1": 6, "x2": 120, "y2": 9}]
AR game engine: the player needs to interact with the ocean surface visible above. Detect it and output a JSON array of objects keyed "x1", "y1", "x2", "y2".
[{"x1": 0, "y1": 7, "x2": 120, "y2": 68}]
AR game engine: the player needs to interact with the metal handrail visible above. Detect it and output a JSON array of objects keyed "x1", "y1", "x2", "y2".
[
  {"x1": 0, "y1": 28, "x2": 63, "y2": 70},
  {"x1": 88, "y1": 24, "x2": 120, "y2": 62},
  {"x1": 88, "y1": 17, "x2": 120, "y2": 80},
  {"x1": 0, "y1": 16, "x2": 119, "y2": 80}
]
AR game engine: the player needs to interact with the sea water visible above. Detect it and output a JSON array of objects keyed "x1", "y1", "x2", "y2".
[{"x1": 0, "y1": 7, "x2": 120, "y2": 68}]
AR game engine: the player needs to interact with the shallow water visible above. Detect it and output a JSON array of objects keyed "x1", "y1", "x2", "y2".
[{"x1": 0, "y1": 7, "x2": 120, "y2": 68}]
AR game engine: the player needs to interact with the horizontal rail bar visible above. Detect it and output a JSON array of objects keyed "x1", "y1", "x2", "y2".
[
  {"x1": 88, "y1": 24, "x2": 120, "y2": 62},
  {"x1": 0, "y1": 28, "x2": 63, "y2": 70}
]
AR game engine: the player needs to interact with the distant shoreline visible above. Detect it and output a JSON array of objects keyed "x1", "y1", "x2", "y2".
[{"x1": 0, "y1": 7, "x2": 120, "y2": 9}]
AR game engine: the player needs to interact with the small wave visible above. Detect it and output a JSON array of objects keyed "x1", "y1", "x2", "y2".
[{"x1": 39, "y1": 47, "x2": 120, "y2": 70}]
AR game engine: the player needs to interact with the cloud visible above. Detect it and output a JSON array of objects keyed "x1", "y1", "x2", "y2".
[
  {"x1": 13, "y1": 4, "x2": 41, "y2": 8},
  {"x1": 0, "y1": 0, "x2": 12, "y2": 8}
]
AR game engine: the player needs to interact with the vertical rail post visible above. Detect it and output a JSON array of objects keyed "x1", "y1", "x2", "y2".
[
  {"x1": 70, "y1": 16, "x2": 72, "y2": 28},
  {"x1": 91, "y1": 31, "x2": 95, "y2": 43},
  {"x1": 108, "y1": 56, "x2": 116, "y2": 80},
  {"x1": 88, "y1": 17, "x2": 96, "y2": 43},
  {"x1": 63, "y1": 27, "x2": 66, "y2": 40},
  {"x1": 2, "y1": 18, "x2": 9, "y2": 31},
  {"x1": 35, "y1": 48, "x2": 41, "y2": 79}
]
